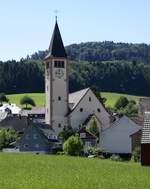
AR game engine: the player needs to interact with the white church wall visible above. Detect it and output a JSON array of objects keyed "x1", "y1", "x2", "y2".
[
  {"x1": 45, "y1": 62, "x2": 51, "y2": 124},
  {"x1": 100, "y1": 116, "x2": 141, "y2": 154},
  {"x1": 51, "y1": 59, "x2": 69, "y2": 134},
  {"x1": 69, "y1": 89, "x2": 110, "y2": 130}
]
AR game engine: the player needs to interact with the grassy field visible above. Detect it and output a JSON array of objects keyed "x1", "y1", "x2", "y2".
[
  {"x1": 102, "y1": 92, "x2": 143, "y2": 107},
  {"x1": 0, "y1": 154, "x2": 149, "y2": 189},
  {"x1": 7, "y1": 93, "x2": 45, "y2": 108},
  {"x1": 7, "y1": 92, "x2": 143, "y2": 108}
]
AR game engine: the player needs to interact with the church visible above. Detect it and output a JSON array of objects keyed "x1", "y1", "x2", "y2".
[
  {"x1": 0, "y1": 20, "x2": 142, "y2": 154},
  {"x1": 43, "y1": 20, "x2": 111, "y2": 135}
]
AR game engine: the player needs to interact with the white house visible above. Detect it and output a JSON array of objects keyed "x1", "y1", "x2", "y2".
[{"x1": 101, "y1": 115, "x2": 141, "y2": 154}]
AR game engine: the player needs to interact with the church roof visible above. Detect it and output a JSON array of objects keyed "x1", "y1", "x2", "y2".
[
  {"x1": 69, "y1": 88, "x2": 90, "y2": 110},
  {"x1": 45, "y1": 21, "x2": 67, "y2": 60}
]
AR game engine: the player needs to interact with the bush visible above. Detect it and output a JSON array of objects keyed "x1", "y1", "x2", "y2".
[
  {"x1": 87, "y1": 117, "x2": 99, "y2": 137},
  {"x1": 0, "y1": 93, "x2": 9, "y2": 105},
  {"x1": 84, "y1": 147, "x2": 102, "y2": 157},
  {"x1": 63, "y1": 134, "x2": 83, "y2": 156},
  {"x1": 59, "y1": 125, "x2": 75, "y2": 141},
  {"x1": 115, "y1": 96, "x2": 129, "y2": 110},
  {"x1": 110, "y1": 154, "x2": 123, "y2": 162},
  {"x1": 0, "y1": 129, "x2": 19, "y2": 150},
  {"x1": 57, "y1": 151, "x2": 65, "y2": 155},
  {"x1": 132, "y1": 146, "x2": 141, "y2": 162}
]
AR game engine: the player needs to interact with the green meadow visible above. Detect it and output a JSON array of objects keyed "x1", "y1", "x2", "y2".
[
  {"x1": 7, "y1": 93, "x2": 45, "y2": 108},
  {"x1": 7, "y1": 92, "x2": 143, "y2": 108},
  {"x1": 102, "y1": 92, "x2": 142, "y2": 107},
  {"x1": 0, "y1": 154, "x2": 149, "y2": 189}
]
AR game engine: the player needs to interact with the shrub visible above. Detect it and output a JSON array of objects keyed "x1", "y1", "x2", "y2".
[
  {"x1": 57, "y1": 151, "x2": 65, "y2": 155},
  {"x1": 59, "y1": 125, "x2": 75, "y2": 141},
  {"x1": 87, "y1": 117, "x2": 99, "y2": 137},
  {"x1": 110, "y1": 154, "x2": 122, "y2": 162},
  {"x1": 63, "y1": 134, "x2": 83, "y2": 156},
  {"x1": 115, "y1": 96, "x2": 129, "y2": 110},
  {"x1": 132, "y1": 146, "x2": 141, "y2": 162},
  {"x1": 0, "y1": 93, "x2": 9, "y2": 105},
  {"x1": 84, "y1": 147, "x2": 102, "y2": 157},
  {"x1": 0, "y1": 129, "x2": 19, "y2": 150}
]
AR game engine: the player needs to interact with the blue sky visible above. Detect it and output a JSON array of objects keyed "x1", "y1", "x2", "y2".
[{"x1": 0, "y1": 0, "x2": 150, "y2": 61}]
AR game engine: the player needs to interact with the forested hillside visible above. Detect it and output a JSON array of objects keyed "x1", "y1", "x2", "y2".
[
  {"x1": 1, "y1": 41, "x2": 150, "y2": 95},
  {"x1": 31, "y1": 41, "x2": 150, "y2": 63}
]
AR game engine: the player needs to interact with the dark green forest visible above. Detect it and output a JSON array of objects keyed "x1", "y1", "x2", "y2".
[{"x1": 1, "y1": 41, "x2": 150, "y2": 95}]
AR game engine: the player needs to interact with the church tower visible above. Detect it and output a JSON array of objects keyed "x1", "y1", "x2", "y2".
[{"x1": 44, "y1": 20, "x2": 69, "y2": 134}]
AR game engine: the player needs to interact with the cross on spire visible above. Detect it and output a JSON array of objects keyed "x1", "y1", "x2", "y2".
[{"x1": 54, "y1": 10, "x2": 58, "y2": 22}]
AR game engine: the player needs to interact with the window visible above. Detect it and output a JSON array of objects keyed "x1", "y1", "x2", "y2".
[
  {"x1": 54, "y1": 61, "x2": 65, "y2": 68},
  {"x1": 58, "y1": 96, "x2": 61, "y2": 101},
  {"x1": 97, "y1": 108, "x2": 101, "y2": 112},
  {"x1": 80, "y1": 108, "x2": 83, "y2": 112},
  {"x1": 58, "y1": 123, "x2": 61, "y2": 128},
  {"x1": 89, "y1": 97, "x2": 91, "y2": 102}
]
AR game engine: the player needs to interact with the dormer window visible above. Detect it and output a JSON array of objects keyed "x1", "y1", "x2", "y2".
[{"x1": 54, "y1": 61, "x2": 64, "y2": 68}]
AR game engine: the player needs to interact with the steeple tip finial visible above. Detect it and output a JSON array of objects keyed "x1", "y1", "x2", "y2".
[{"x1": 54, "y1": 10, "x2": 58, "y2": 23}]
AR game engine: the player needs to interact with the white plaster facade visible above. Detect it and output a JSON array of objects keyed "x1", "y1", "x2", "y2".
[
  {"x1": 100, "y1": 116, "x2": 141, "y2": 154},
  {"x1": 69, "y1": 88, "x2": 110, "y2": 130},
  {"x1": 45, "y1": 58, "x2": 69, "y2": 134}
]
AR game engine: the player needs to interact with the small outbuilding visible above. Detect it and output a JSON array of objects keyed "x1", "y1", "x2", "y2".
[
  {"x1": 141, "y1": 112, "x2": 150, "y2": 166},
  {"x1": 78, "y1": 127, "x2": 97, "y2": 147},
  {"x1": 101, "y1": 115, "x2": 141, "y2": 154}
]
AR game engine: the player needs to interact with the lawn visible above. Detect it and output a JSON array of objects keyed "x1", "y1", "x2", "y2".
[
  {"x1": 7, "y1": 93, "x2": 45, "y2": 108},
  {"x1": 7, "y1": 92, "x2": 143, "y2": 108},
  {"x1": 101, "y1": 92, "x2": 143, "y2": 107},
  {"x1": 0, "y1": 154, "x2": 149, "y2": 189}
]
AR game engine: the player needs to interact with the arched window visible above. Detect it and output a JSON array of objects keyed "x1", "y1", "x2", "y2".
[
  {"x1": 58, "y1": 96, "x2": 61, "y2": 101},
  {"x1": 89, "y1": 97, "x2": 91, "y2": 102},
  {"x1": 80, "y1": 108, "x2": 83, "y2": 112}
]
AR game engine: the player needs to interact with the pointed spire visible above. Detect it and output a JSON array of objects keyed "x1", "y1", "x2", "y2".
[{"x1": 45, "y1": 20, "x2": 67, "y2": 60}]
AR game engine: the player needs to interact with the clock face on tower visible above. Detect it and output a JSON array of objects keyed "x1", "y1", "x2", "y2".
[{"x1": 55, "y1": 69, "x2": 64, "y2": 78}]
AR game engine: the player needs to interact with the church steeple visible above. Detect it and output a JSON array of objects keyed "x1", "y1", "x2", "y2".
[
  {"x1": 44, "y1": 19, "x2": 69, "y2": 133},
  {"x1": 45, "y1": 21, "x2": 67, "y2": 59}
]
